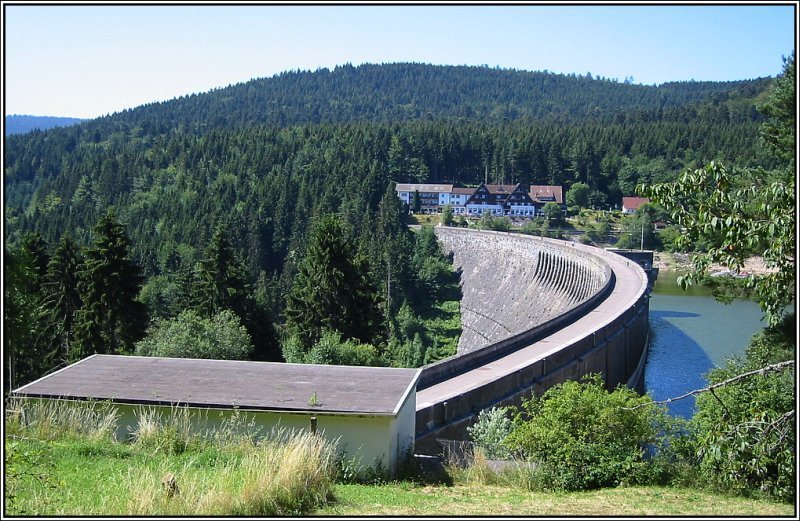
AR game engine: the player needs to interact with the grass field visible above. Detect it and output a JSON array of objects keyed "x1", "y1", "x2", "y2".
[
  {"x1": 318, "y1": 482, "x2": 795, "y2": 517},
  {"x1": 5, "y1": 401, "x2": 336, "y2": 516},
  {"x1": 7, "y1": 430, "x2": 794, "y2": 517},
  {"x1": 6, "y1": 391, "x2": 794, "y2": 517}
]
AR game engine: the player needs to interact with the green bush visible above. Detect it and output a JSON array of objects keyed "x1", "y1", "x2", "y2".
[
  {"x1": 285, "y1": 329, "x2": 383, "y2": 367},
  {"x1": 690, "y1": 317, "x2": 795, "y2": 502},
  {"x1": 504, "y1": 374, "x2": 668, "y2": 491},
  {"x1": 656, "y1": 225, "x2": 684, "y2": 252},
  {"x1": 467, "y1": 407, "x2": 513, "y2": 460},
  {"x1": 542, "y1": 202, "x2": 564, "y2": 223},
  {"x1": 441, "y1": 204, "x2": 454, "y2": 226},
  {"x1": 306, "y1": 330, "x2": 383, "y2": 367},
  {"x1": 135, "y1": 309, "x2": 253, "y2": 360}
]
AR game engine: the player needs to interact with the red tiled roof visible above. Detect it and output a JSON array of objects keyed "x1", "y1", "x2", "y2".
[{"x1": 622, "y1": 197, "x2": 650, "y2": 211}]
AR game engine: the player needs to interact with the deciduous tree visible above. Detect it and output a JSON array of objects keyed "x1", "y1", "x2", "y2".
[
  {"x1": 640, "y1": 56, "x2": 795, "y2": 326},
  {"x1": 135, "y1": 309, "x2": 253, "y2": 360}
]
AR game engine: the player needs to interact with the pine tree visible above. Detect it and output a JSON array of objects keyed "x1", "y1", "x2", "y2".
[
  {"x1": 40, "y1": 233, "x2": 84, "y2": 367},
  {"x1": 72, "y1": 209, "x2": 148, "y2": 360},
  {"x1": 285, "y1": 214, "x2": 382, "y2": 352},
  {"x1": 191, "y1": 224, "x2": 280, "y2": 361}
]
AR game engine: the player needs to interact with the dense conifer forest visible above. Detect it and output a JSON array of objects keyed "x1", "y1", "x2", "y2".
[{"x1": 3, "y1": 62, "x2": 779, "y2": 389}]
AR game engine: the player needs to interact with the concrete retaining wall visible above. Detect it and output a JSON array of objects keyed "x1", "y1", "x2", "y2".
[{"x1": 414, "y1": 228, "x2": 650, "y2": 452}]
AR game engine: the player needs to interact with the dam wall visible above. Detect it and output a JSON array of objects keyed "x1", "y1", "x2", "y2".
[
  {"x1": 415, "y1": 228, "x2": 650, "y2": 453},
  {"x1": 436, "y1": 228, "x2": 612, "y2": 354},
  {"x1": 418, "y1": 229, "x2": 614, "y2": 390}
]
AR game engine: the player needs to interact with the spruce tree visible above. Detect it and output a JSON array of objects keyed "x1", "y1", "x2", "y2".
[
  {"x1": 191, "y1": 224, "x2": 280, "y2": 361},
  {"x1": 285, "y1": 214, "x2": 382, "y2": 352},
  {"x1": 40, "y1": 233, "x2": 84, "y2": 367},
  {"x1": 191, "y1": 224, "x2": 250, "y2": 317},
  {"x1": 72, "y1": 209, "x2": 148, "y2": 360},
  {"x1": 21, "y1": 232, "x2": 50, "y2": 294}
]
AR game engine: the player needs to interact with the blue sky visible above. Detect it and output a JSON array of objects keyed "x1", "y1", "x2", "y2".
[{"x1": 4, "y1": 3, "x2": 796, "y2": 119}]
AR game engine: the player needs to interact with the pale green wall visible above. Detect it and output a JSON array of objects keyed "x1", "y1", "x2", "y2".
[{"x1": 21, "y1": 398, "x2": 413, "y2": 473}]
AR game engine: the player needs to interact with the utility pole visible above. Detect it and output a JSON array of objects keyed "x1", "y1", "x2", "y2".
[{"x1": 640, "y1": 221, "x2": 645, "y2": 251}]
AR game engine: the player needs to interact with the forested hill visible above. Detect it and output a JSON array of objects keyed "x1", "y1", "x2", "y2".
[
  {"x1": 75, "y1": 63, "x2": 772, "y2": 131},
  {"x1": 3, "y1": 59, "x2": 785, "y2": 384},
  {"x1": 5, "y1": 115, "x2": 84, "y2": 136},
  {"x1": 5, "y1": 62, "x2": 776, "y2": 258}
]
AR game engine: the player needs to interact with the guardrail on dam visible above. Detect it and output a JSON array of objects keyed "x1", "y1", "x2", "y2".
[{"x1": 415, "y1": 228, "x2": 651, "y2": 453}]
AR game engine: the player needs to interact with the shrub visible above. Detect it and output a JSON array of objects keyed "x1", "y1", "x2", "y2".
[
  {"x1": 504, "y1": 374, "x2": 668, "y2": 491},
  {"x1": 284, "y1": 329, "x2": 383, "y2": 367},
  {"x1": 690, "y1": 318, "x2": 795, "y2": 502},
  {"x1": 135, "y1": 309, "x2": 253, "y2": 360},
  {"x1": 657, "y1": 225, "x2": 684, "y2": 252},
  {"x1": 441, "y1": 204, "x2": 454, "y2": 226},
  {"x1": 467, "y1": 407, "x2": 513, "y2": 460}
]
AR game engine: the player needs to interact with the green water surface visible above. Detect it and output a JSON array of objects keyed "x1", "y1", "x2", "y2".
[{"x1": 645, "y1": 272, "x2": 765, "y2": 418}]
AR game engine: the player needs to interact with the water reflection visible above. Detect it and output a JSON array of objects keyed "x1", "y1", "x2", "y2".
[
  {"x1": 644, "y1": 273, "x2": 764, "y2": 418},
  {"x1": 647, "y1": 310, "x2": 712, "y2": 418}
]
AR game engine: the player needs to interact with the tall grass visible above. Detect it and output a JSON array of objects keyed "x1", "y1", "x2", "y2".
[
  {"x1": 125, "y1": 430, "x2": 336, "y2": 516},
  {"x1": 5, "y1": 397, "x2": 119, "y2": 441},
  {"x1": 130, "y1": 405, "x2": 195, "y2": 455},
  {"x1": 6, "y1": 399, "x2": 337, "y2": 516}
]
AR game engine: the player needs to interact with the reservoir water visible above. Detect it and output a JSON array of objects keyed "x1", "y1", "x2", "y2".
[{"x1": 644, "y1": 271, "x2": 764, "y2": 418}]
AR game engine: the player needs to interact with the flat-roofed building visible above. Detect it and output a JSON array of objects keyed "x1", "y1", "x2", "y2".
[
  {"x1": 12, "y1": 355, "x2": 421, "y2": 473},
  {"x1": 395, "y1": 183, "x2": 454, "y2": 214}
]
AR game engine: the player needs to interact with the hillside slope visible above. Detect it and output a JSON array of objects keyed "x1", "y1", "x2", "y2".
[{"x1": 5, "y1": 115, "x2": 84, "y2": 136}]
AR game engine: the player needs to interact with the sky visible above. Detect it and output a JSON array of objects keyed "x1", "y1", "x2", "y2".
[{"x1": 3, "y1": 2, "x2": 796, "y2": 119}]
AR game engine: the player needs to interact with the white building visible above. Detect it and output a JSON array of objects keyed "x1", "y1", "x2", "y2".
[
  {"x1": 448, "y1": 187, "x2": 476, "y2": 214},
  {"x1": 12, "y1": 354, "x2": 421, "y2": 474},
  {"x1": 394, "y1": 182, "x2": 565, "y2": 218},
  {"x1": 395, "y1": 183, "x2": 454, "y2": 214},
  {"x1": 622, "y1": 197, "x2": 650, "y2": 215}
]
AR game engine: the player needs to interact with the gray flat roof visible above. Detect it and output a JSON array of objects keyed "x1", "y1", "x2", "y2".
[
  {"x1": 13, "y1": 355, "x2": 420, "y2": 416},
  {"x1": 395, "y1": 183, "x2": 453, "y2": 193}
]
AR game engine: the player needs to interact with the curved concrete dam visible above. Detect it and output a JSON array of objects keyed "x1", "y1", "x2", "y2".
[{"x1": 415, "y1": 228, "x2": 651, "y2": 453}]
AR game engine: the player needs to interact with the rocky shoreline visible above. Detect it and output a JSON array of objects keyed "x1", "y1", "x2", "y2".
[{"x1": 653, "y1": 252, "x2": 775, "y2": 276}]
